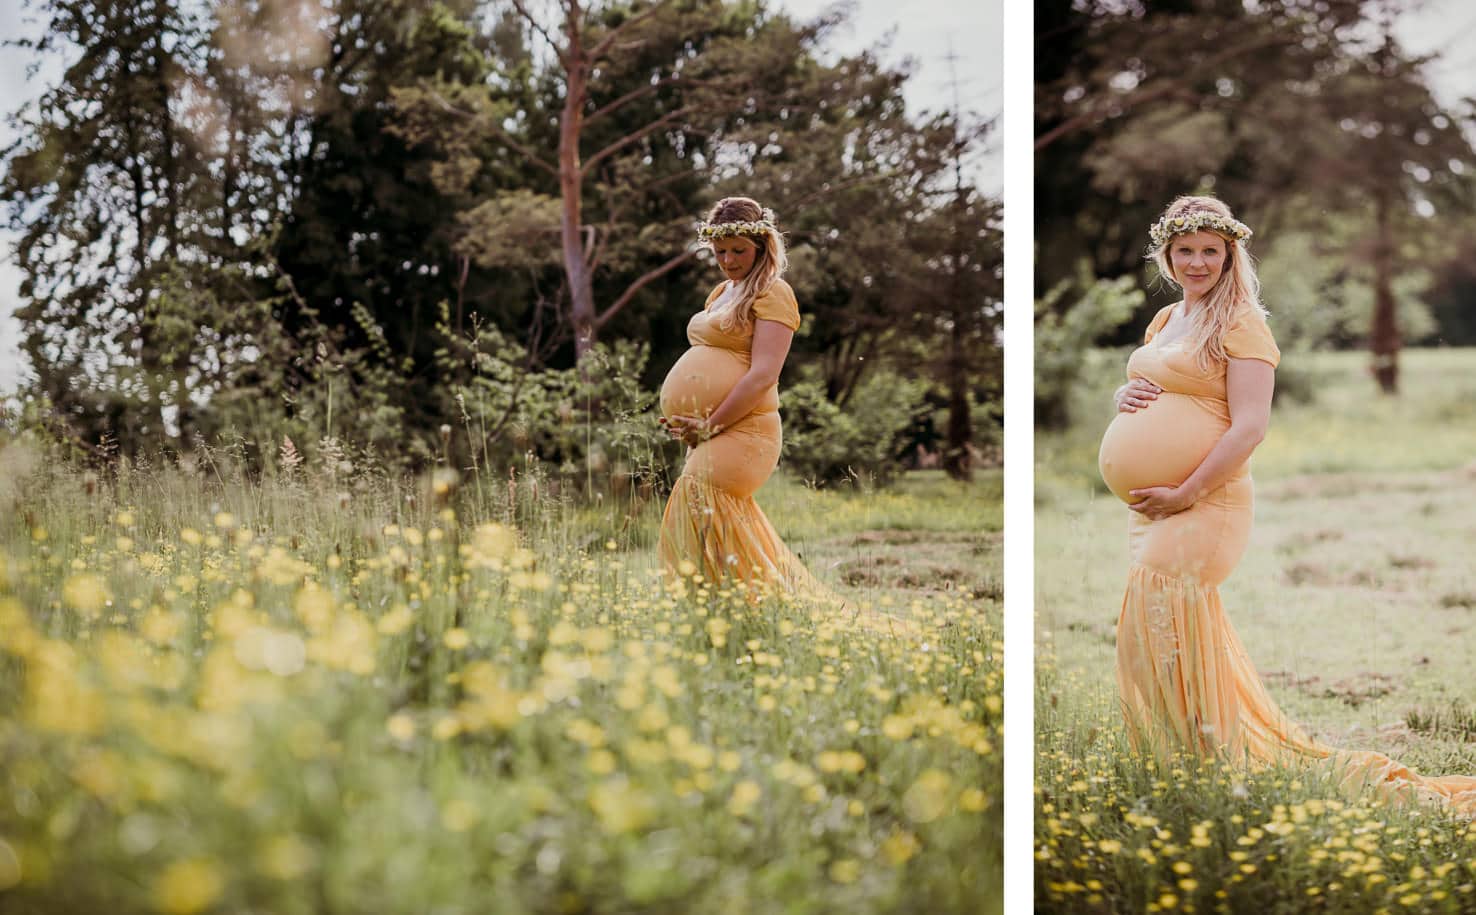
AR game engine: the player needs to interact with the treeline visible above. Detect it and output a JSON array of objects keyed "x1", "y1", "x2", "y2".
[
  {"x1": 1036, "y1": 0, "x2": 1476, "y2": 425},
  {"x1": 2, "y1": 0, "x2": 1001, "y2": 481}
]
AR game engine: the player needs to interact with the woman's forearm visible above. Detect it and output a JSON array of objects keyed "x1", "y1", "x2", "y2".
[
  {"x1": 1176, "y1": 423, "x2": 1264, "y2": 501},
  {"x1": 704, "y1": 370, "x2": 776, "y2": 433}
]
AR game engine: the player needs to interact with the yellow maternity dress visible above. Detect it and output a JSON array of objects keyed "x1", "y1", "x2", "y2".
[
  {"x1": 657, "y1": 279, "x2": 822, "y2": 593},
  {"x1": 1101, "y1": 303, "x2": 1476, "y2": 814}
]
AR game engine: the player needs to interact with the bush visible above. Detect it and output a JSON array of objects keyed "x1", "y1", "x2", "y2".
[
  {"x1": 780, "y1": 369, "x2": 933, "y2": 485},
  {"x1": 435, "y1": 314, "x2": 680, "y2": 499},
  {"x1": 1036, "y1": 272, "x2": 1143, "y2": 430}
]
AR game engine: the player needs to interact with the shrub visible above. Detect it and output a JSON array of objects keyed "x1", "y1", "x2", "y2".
[
  {"x1": 1036, "y1": 273, "x2": 1143, "y2": 430},
  {"x1": 780, "y1": 369, "x2": 932, "y2": 485},
  {"x1": 435, "y1": 314, "x2": 679, "y2": 498}
]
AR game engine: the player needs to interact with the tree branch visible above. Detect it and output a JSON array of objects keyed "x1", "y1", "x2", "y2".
[
  {"x1": 581, "y1": 105, "x2": 694, "y2": 176},
  {"x1": 427, "y1": 90, "x2": 560, "y2": 177},
  {"x1": 1035, "y1": 33, "x2": 1300, "y2": 151},
  {"x1": 587, "y1": 0, "x2": 671, "y2": 61},
  {"x1": 586, "y1": 74, "x2": 680, "y2": 126},
  {"x1": 507, "y1": 0, "x2": 567, "y2": 66},
  {"x1": 595, "y1": 248, "x2": 696, "y2": 328}
]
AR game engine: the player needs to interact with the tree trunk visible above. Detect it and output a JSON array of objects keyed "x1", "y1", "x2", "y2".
[
  {"x1": 942, "y1": 163, "x2": 972, "y2": 481},
  {"x1": 943, "y1": 308, "x2": 972, "y2": 481},
  {"x1": 1369, "y1": 194, "x2": 1399, "y2": 394},
  {"x1": 558, "y1": 4, "x2": 597, "y2": 363}
]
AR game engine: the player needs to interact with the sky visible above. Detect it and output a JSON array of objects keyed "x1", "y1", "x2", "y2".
[
  {"x1": 0, "y1": 0, "x2": 45, "y2": 394},
  {"x1": 779, "y1": 0, "x2": 1004, "y2": 190},
  {"x1": 1394, "y1": 0, "x2": 1476, "y2": 115}
]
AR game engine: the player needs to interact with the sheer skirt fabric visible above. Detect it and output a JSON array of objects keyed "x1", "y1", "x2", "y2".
[
  {"x1": 1117, "y1": 475, "x2": 1476, "y2": 815},
  {"x1": 657, "y1": 411, "x2": 822, "y2": 595}
]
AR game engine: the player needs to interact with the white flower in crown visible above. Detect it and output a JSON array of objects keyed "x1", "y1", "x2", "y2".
[
  {"x1": 697, "y1": 208, "x2": 779, "y2": 242},
  {"x1": 1149, "y1": 212, "x2": 1253, "y2": 249}
]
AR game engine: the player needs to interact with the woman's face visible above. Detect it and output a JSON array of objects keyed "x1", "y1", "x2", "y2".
[
  {"x1": 1167, "y1": 229, "x2": 1228, "y2": 300},
  {"x1": 713, "y1": 236, "x2": 760, "y2": 282}
]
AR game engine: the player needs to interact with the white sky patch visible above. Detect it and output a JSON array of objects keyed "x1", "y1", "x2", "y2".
[
  {"x1": 777, "y1": 0, "x2": 1003, "y2": 192},
  {"x1": 1394, "y1": 0, "x2": 1476, "y2": 138},
  {"x1": 0, "y1": 3, "x2": 53, "y2": 395}
]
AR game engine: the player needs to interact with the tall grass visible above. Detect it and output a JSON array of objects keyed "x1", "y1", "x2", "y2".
[{"x1": 0, "y1": 425, "x2": 1000, "y2": 914}]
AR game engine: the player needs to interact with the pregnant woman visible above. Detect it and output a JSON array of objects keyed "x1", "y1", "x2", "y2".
[
  {"x1": 657, "y1": 197, "x2": 824, "y2": 595},
  {"x1": 1102, "y1": 194, "x2": 1476, "y2": 813}
]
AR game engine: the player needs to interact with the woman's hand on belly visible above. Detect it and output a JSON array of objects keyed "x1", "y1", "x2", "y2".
[
  {"x1": 1126, "y1": 484, "x2": 1194, "y2": 520},
  {"x1": 662, "y1": 414, "x2": 720, "y2": 448},
  {"x1": 1114, "y1": 378, "x2": 1162, "y2": 413}
]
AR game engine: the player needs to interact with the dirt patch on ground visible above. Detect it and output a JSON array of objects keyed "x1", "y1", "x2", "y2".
[
  {"x1": 1440, "y1": 591, "x2": 1476, "y2": 610},
  {"x1": 1278, "y1": 528, "x2": 1344, "y2": 552},
  {"x1": 830, "y1": 528, "x2": 1000, "y2": 601},
  {"x1": 1319, "y1": 673, "x2": 1400, "y2": 707},
  {"x1": 1264, "y1": 670, "x2": 1401, "y2": 707},
  {"x1": 845, "y1": 529, "x2": 990, "y2": 548},
  {"x1": 1065, "y1": 619, "x2": 1115, "y2": 646},
  {"x1": 1280, "y1": 557, "x2": 1433, "y2": 591},
  {"x1": 1280, "y1": 561, "x2": 1383, "y2": 589},
  {"x1": 1263, "y1": 472, "x2": 1449, "y2": 502}
]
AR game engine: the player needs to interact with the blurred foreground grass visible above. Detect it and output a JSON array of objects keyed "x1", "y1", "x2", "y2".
[
  {"x1": 0, "y1": 443, "x2": 1000, "y2": 915},
  {"x1": 1037, "y1": 348, "x2": 1476, "y2": 913}
]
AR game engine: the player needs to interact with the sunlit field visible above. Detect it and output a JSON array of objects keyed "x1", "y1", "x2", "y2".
[
  {"x1": 1037, "y1": 348, "x2": 1476, "y2": 914},
  {"x1": 0, "y1": 439, "x2": 999, "y2": 915}
]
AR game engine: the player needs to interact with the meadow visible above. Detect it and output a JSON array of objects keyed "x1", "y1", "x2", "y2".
[
  {"x1": 1037, "y1": 347, "x2": 1476, "y2": 913},
  {"x1": 0, "y1": 436, "x2": 1001, "y2": 915}
]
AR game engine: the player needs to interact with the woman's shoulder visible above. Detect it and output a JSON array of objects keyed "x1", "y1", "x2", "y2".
[
  {"x1": 1228, "y1": 302, "x2": 1271, "y2": 324},
  {"x1": 1223, "y1": 303, "x2": 1274, "y2": 338},
  {"x1": 753, "y1": 277, "x2": 801, "y2": 330},
  {"x1": 757, "y1": 277, "x2": 797, "y2": 304},
  {"x1": 1143, "y1": 303, "x2": 1177, "y2": 342},
  {"x1": 704, "y1": 281, "x2": 730, "y2": 307},
  {"x1": 1223, "y1": 303, "x2": 1279, "y2": 366}
]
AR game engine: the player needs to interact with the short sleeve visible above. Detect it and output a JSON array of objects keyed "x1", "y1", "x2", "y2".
[
  {"x1": 1143, "y1": 305, "x2": 1175, "y2": 344},
  {"x1": 752, "y1": 279, "x2": 801, "y2": 331},
  {"x1": 1223, "y1": 307, "x2": 1280, "y2": 368}
]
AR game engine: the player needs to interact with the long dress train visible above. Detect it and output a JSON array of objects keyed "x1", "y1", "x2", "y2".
[{"x1": 1106, "y1": 304, "x2": 1476, "y2": 815}]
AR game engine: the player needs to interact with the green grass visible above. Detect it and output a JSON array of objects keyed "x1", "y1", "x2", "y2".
[
  {"x1": 1037, "y1": 347, "x2": 1476, "y2": 914},
  {"x1": 0, "y1": 439, "x2": 1000, "y2": 915}
]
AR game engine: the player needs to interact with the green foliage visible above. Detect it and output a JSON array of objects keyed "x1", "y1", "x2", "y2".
[
  {"x1": 0, "y1": 455, "x2": 1001, "y2": 914},
  {"x1": 3, "y1": 0, "x2": 1000, "y2": 475},
  {"x1": 1035, "y1": 273, "x2": 1143, "y2": 429},
  {"x1": 434, "y1": 308, "x2": 676, "y2": 495},
  {"x1": 1424, "y1": 240, "x2": 1476, "y2": 346},
  {"x1": 1258, "y1": 230, "x2": 1438, "y2": 350},
  {"x1": 1035, "y1": 0, "x2": 1476, "y2": 377},
  {"x1": 780, "y1": 369, "x2": 933, "y2": 486}
]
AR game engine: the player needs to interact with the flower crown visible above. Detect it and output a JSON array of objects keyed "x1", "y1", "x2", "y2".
[
  {"x1": 698, "y1": 208, "x2": 777, "y2": 242},
  {"x1": 1149, "y1": 212, "x2": 1253, "y2": 249}
]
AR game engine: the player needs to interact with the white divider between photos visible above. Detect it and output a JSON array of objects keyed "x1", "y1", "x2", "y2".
[{"x1": 1001, "y1": 0, "x2": 1034, "y2": 909}]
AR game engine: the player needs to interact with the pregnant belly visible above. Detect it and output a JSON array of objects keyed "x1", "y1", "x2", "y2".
[
  {"x1": 1098, "y1": 392, "x2": 1227, "y2": 503},
  {"x1": 660, "y1": 347, "x2": 749, "y2": 420}
]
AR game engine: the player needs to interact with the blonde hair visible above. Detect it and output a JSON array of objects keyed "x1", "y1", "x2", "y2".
[
  {"x1": 1148, "y1": 195, "x2": 1265, "y2": 368},
  {"x1": 701, "y1": 197, "x2": 789, "y2": 333}
]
